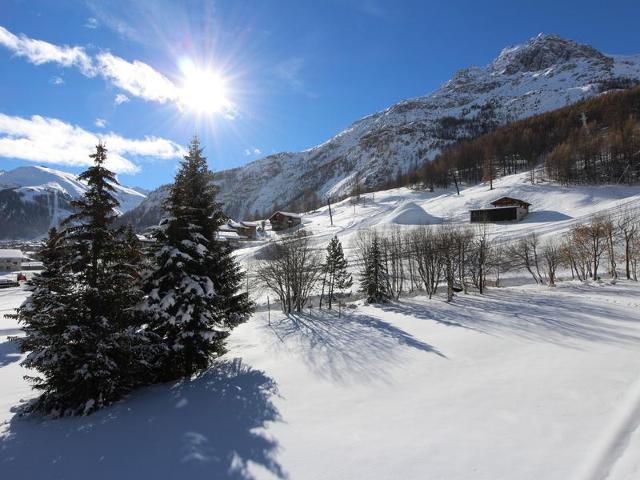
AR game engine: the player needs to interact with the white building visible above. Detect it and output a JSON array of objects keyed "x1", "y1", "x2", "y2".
[{"x1": 0, "y1": 249, "x2": 24, "y2": 272}]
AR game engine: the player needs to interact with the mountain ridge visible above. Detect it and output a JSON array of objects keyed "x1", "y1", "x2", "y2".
[
  {"x1": 119, "y1": 33, "x2": 640, "y2": 228},
  {"x1": 0, "y1": 165, "x2": 146, "y2": 239}
]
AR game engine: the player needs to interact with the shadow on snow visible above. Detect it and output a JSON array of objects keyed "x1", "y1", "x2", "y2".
[
  {"x1": 386, "y1": 284, "x2": 640, "y2": 347},
  {"x1": 0, "y1": 339, "x2": 21, "y2": 368},
  {"x1": 266, "y1": 309, "x2": 445, "y2": 384},
  {"x1": 0, "y1": 358, "x2": 286, "y2": 480}
]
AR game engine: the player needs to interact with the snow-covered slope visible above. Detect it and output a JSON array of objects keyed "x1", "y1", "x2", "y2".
[
  {"x1": 0, "y1": 165, "x2": 146, "y2": 239},
  {"x1": 232, "y1": 170, "x2": 640, "y2": 282},
  {"x1": 126, "y1": 33, "x2": 640, "y2": 224},
  {"x1": 2, "y1": 267, "x2": 640, "y2": 479},
  {"x1": 2, "y1": 171, "x2": 640, "y2": 478}
]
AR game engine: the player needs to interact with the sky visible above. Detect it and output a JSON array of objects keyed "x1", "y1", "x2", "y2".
[{"x1": 0, "y1": 0, "x2": 639, "y2": 190}]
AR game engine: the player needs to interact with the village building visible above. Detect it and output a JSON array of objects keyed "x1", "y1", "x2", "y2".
[
  {"x1": 470, "y1": 197, "x2": 531, "y2": 223},
  {"x1": 269, "y1": 211, "x2": 303, "y2": 231},
  {"x1": 225, "y1": 220, "x2": 259, "y2": 239},
  {"x1": 0, "y1": 249, "x2": 24, "y2": 271}
]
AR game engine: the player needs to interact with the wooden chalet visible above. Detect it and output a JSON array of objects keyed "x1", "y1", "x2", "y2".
[
  {"x1": 269, "y1": 211, "x2": 303, "y2": 231},
  {"x1": 470, "y1": 197, "x2": 531, "y2": 223}
]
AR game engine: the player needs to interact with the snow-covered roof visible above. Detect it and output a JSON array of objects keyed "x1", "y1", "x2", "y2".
[
  {"x1": 0, "y1": 249, "x2": 23, "y2": 259},
  {"x1": 470, "y1": 205, "x2": 524, "y2": 212},
  {"x1": 21, "y1": 261, "x2": 43, "y2": 267},
  {"x1": 240, "y1": 221, "x2": 259, "y2": 227},
  {"x1": 490, "y1": 196, "x2": 532, "y2": 207},
  {"x1": 270, "y1": 211, "x2": 303, "y2": 219}
]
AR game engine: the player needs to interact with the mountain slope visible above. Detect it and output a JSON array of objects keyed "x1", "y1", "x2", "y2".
[
  {"x1": 0, "y1": 165, "x2": 146, "y2": 239},
  {"x1": 125, "y1": 34, "x2": 640, "y2": 226}
]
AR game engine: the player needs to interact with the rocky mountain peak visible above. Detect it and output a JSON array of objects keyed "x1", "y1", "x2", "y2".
[{"x1": 491, "y1": 33, "x2": 610, "y2": 75}]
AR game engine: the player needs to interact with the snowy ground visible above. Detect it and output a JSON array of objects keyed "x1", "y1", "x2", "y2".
[
  {"x1": 238, "y1": 171, "x2": 640, "y2": 277},
  {"x1": 1, "y1": 173, "x2": 639, "y2": 479},
  {"x1": 1, "y1": 281, "x2": 640, "y2": 479}
]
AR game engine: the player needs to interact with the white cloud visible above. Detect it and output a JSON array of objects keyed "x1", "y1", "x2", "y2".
[
  {"x1": 50, "y1": 75, "x2": 64, "y2": 85},
  {"x1": 244, "y1": 147, "x2": 262, "y2": 156},
  {"x1": 114, "y1": 93, "x2": 130, "y2": 105},
  {"x1": 96, "y1": 52, "x2": 179, "y2": 103},
  {"x1": 94, "y1": 118, "x2": 107, "y2": 128},
  {"x1": 0, "y1": 113, "x2": 185, "y2": 174},
  {"x1": 0, "y1": 24, "x2": 238, "y2": 115},
  {"x1": 0, "y1": 25, "x2": 95, "y2": 76},
  {"x1": 84, "y1": 17, "x2": 99, "y2": 29}
]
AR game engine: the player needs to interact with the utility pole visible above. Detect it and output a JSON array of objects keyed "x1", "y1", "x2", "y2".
[
  {"x1": 267, "y1": 295, "x2": 271, "y2": 326},
  {"x1": 327, "y1": 196, "x2": 333, "y2": 226},
  {"x1": 451, "y1": 170, "x2": 460, "y2": 195}
]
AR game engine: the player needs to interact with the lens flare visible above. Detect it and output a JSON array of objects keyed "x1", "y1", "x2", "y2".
[{"x1": 178, "y1": 59, "x2": 231, "y2": 115}]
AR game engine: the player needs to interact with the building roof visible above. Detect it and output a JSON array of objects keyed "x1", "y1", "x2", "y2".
[
  {"x1": 0, "y1": 249, "x2": 23, "y2": 259},
  {"x1": 240, "y1": 221, "x2": 259, "y2": 227},
  {"x1": 489, "y1": 196, "x2": 531, "y2": 207},
  {"x1": 470, "y1": 206, "x2": 521, "y2": 212},
  {"x1": 269, "y1": 211, "x2": 303, "y2": 220}
]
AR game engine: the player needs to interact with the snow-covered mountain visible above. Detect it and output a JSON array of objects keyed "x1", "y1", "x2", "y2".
[
  {"x1": 0, "y1": 165, "x2": 146, "y2": 239},
  {"x1": 122, "y1": 33, "x2": 640, "y2": 226}
]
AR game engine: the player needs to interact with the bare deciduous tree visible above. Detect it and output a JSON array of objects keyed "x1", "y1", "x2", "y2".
[{"x1": 256, "y1": 231, "x2": 322, "y2": 313}]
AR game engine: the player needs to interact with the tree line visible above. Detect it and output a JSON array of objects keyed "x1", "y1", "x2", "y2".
[
  {"x1": 398, "y1": 85, "x2": 640, "y2": 190},
  {"x1": 11, "y1": 138, "x2": 252, "y2": 416},
  {"x1": 255, "y1": 207, "x2": 640, "y2": 310}
]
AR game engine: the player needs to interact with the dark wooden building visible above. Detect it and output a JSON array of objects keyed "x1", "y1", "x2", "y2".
[
  {"x1": 269, "y1": 211, "x2": 303, "y2": 231},
  {"x1": 470, "y1": 197, "x2": 531, "y2": 223}
]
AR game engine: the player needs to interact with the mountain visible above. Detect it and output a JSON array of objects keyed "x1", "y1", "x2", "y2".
[
  {"x1": 66, "y1": 35, "x2": 640, "y2": 228},
  {"x1": 0, "y1": 165, "x2": 146, "y2": 239}
]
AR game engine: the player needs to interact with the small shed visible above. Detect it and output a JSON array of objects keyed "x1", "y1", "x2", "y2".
[
  {"x1": 0, "y1": 249, "x2": 24, "y2": 271},
  {"x1": 470, "y1": 197, "x2": 531, "y2": 223},
  {"x1": 238, "y1": 221, "x2": 258, "y2": 239},
  {"x1": 269, "y1": 211, "x2": 303, "y2": 231},
  {"x1": 223, "y1": 220, "x2": 258, "y2": 239}
]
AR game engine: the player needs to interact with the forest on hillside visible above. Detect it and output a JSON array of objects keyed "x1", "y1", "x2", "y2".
[{"x1": 403, "y1": 84, "x2": 640, "y2": 190}]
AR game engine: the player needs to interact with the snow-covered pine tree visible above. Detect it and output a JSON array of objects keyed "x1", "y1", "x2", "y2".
[
  {"x1": 142, "y1": 137, "x2": 252, "y2": 380},
  {"x1": 9, "y1": 228, "x2": 76, "y2": 409},
  {"x1": 14, "y1": 144, "x2": 149, "y2": 415},
  {"x1": 322, "y1": 236, "x2": 352, "y2": 309},
  {"x1": 359, "y1": 233, "x2": 391, "y2": 304}
]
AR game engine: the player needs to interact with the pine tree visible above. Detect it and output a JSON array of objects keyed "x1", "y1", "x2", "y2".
[
  {"x1": 322, "y1": 236, "x2": 352, "y2": 309},
  {"x1": 359, "y1": 234, "x2": 391, "y2": 304},
  {"x1": 14, "y1": 144, "x2": 149, "y2": 415},
  {"x1": 142, "y1": 137, "x2": 252, "y2": 380},
  {"x1": 10, "y1": 228, "x2": 75, "y2": 408}
]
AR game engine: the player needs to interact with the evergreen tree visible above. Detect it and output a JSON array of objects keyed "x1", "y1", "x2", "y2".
[
  {"x1": 322, "y1": 236, "x2": 352, "y2": 309},
  {"x1": 142, "y1": 137, "x2": 252, "y2": 380},
  {"x1": 359, "y1": 234, "x2": 391, "y2": 304},
  {"x1": 10, "y1": 228, "x2": 75, "y2": 409},
  {"x1": 14, "y1": 144, "x2": 148, "y2": 415}
]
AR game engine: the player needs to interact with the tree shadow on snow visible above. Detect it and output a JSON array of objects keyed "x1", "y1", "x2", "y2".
[
  {"x1": 266, "y1": 310, "x2": 445, "y2": 384},
  {"x1": 0, "y1": 339, "x2": 21, "y2": 368},
  {"x1": 391, "y1": 287, "x2": 640, "y2": 347},
  {"x1": 0, "y1": 358, "x2": 286, "y2": 480}
]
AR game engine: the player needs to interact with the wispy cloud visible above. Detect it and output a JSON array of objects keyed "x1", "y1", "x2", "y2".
[
  {"x1": 0, "y1": 25, "x2": 236, "y2": 114},
  {"x1": 0, "y1": 113, "x2": 184, "y2": 174},
  {"x1": 273, "y1": 56, "x2": 317, "y2": 98},
  {"x1": 0, "y1": 25, "x2": 94, "y2": 75},
  {"x1": 50, "y1": 75, "x2": 64, "y2": 86},
  {"x1": 94, "y1": 118, "x2": 107, "y2": 128},
  {"x1": 114, "y1": 93, "x2": 130, "y2": 105},
  {"x1": 84, "y1": 17, "x2": 99, "y2": 29},
  {"x1": 96, "y1": 52, "x2": 178, "y2": 103},
  {"x1": 244, "y1": 147, "x2": 262, "y2": 156}
]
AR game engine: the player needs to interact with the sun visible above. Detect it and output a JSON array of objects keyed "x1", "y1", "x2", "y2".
[{"x1": 178, "y1": 60, "x2": 231, "y2": 115}]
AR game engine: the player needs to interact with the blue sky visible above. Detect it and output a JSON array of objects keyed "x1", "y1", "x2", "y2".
[{"x1": 0, "y1": 0, "x2": 639, "y2": 190}]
